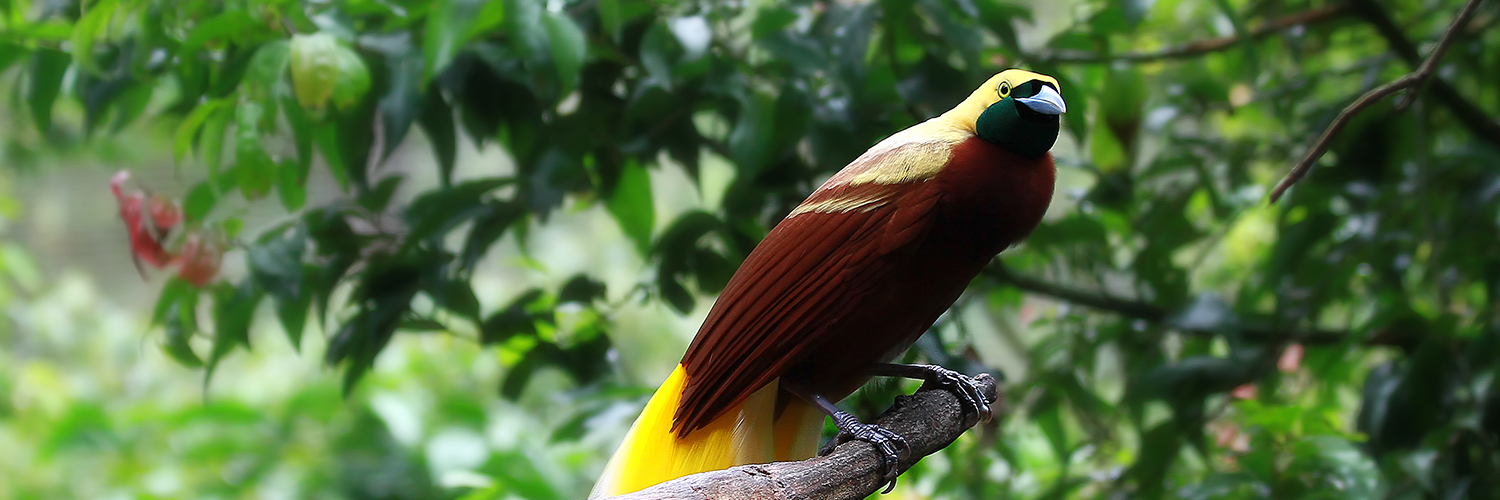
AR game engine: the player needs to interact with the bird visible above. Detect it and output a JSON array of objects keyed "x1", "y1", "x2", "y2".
[{"x1": 591, "y1": 69, "x2": 1065, "y2": 497}]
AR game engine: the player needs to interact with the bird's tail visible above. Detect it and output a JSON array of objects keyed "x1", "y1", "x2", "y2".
[{"x1": 589, "y1": 364, "x2": 826, "y2": 498}]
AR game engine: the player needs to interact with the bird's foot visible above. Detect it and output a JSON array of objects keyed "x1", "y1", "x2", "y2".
[
  {"x1": 824, "y1": 412, "x2": 909, "y2": 493},
  {"x1": 873, "y1": 363, "x2": 993, "y2": 424},
  {"x1": 919, "y1": 365, "x2": 994, "y2": 424}
]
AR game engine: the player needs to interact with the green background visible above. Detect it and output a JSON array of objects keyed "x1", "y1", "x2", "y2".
[{"x1": 1, "y1": 0, "x2": 1498, "y2": 498}]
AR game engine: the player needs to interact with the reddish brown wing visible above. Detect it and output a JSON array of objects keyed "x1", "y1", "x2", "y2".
[{"x1": 673, "y1": 178, "x2": 942, "y2": 434}]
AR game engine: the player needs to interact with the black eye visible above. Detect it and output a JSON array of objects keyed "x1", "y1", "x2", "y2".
[{"x1": 997, "y1": 82, "x2": 1011, "y2": 97}]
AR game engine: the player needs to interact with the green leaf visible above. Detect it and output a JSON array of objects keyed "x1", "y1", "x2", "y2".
[
  {"x1": 69, "y1": 0, "x2": 118, "y2": 74},
  {"x1": 404, "y1": 178, "x2": 514, "y2": 243},
  {"x1": 481, "y1": 289, "x2": 545, "y2": 345},
  {"x1": 436, "y1": 279, "x2": 481, "y2": 321},
  {"x1": 200, "y1": 102, "x2": 233, "y2": 182},
  {"x1": 312, "y1": 123, "x2": 346, "y2": 187},
  {"x1": 177, "y1": 11, "x2": 258, "y2": 58},
  {"x1": 378, "y1": 51, "x2": 421, "y2": 160},
  {"x1": 0, "y1": 43, "x2": 30, "y2": 75},
  {"x1": 108, "y1": 82, "x2": 153, "y2": 132},
  {"x1": 173, "y1": 98, "x2": 230, "y2": 167},
  {"x1": 418, "y1": 84, "x2": 458, "y2": 186},
  {"x1": 653, "y1": 211, "x2": 727, "y2": 313},
  {"x1": 460, "y1": 201, "x2": 522, "y2": 273},
  {"x1": 750, "y1": 6, "x2": 798, "y2": 38},
  {"x1": 331, "y1": 91, "x2": 380, "y2": 191},
  {"x1": 1127, "y1": 423, "x2": 1182, "y2": 497},
  {"x1": 163, "y1": 300, "x2": 204, "y2": 367},
  {"x1": 331, "y1": 45, "x2": 371, "y2": 111},
  {"x1": 247, "y1": 227, "x2": 306, "y2": 300},
  {"x1": 327, "y1": 262, "x2": 422, "y2": 394},
  {"x1": 152, "y1": 278, "x2": 197, "y2": 327},
  {"x1": 500, "y1": 346, "x2": 548, "y2": 400},
  {"x1": 282, "y1": 95, "x2": 316, "y2": 178},
  {"x1": 234, "y1": 101, "x2": 275, "y2": 199},
  {"x1": 289, "y1": 33, "x2": 341, "y2": 117},
  {"x1": 637, "y1": 24, "x2": 679, "y2": 90},
  {"x1": 542, "y1": 9, "x2": 586, "y2": 97},
  {"x1": 275, "y1": 265, "x2": 316, "y2": 351},
  {"x1": 249, "y1": 228, "x2": 309, "y2": 349},
  {"x1": 276, "y1": 160, "x2": 307, "y2": 211},
  {"x1": 1137, "y1": 355, "x2": 1250, "y2": 402},
  {"x1": 244, "y1": 40, "x2": 290, "y2": 103},
  {"x1": 423, "y1": 0, "x2": 504, "y2": 83},
  {"x1": 28, "y1": 48, "x2": 70, "y2": 135},
  {"x1": 728, "y1": 90, "x2": 776, "y2": 176},
  {"x1": 915, "y1": 0, "x2": 981, "y2": 72},
  {"x1": 606, "y1": 162, "x2": 654, "y2": 255},
  {"x1": 207, "y1": 280, "x2": 264, "y2": 379},
  {"x1": 359, "y1": 176, "x2": 404, "y2": 212},
  {"x1": 183, "y1": 182, "x2": 217, "y2": 223},
  {"x1": 598, "y1": 0, "x2": 624, "y2": 40},
  {"x1": 691, "y1": 248, "x2": 733, "y2": 294},
  {"x1": 505, "y1": 0, "x2": 548, "y2": 60},
  {"x1": 558, "y1": 275, "x2": 606, "y2": 305}
]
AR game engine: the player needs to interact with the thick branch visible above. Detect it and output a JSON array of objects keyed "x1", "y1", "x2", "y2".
[
  {"x1": 1036, "y1": 4, "x2": 1349, "y2": 64},
  {"x1": 1270, "y1": 0, "x2": 1486, "y2": 202},
  {"x1": 603, "y1": 375, "x2": 1000, "y2": 500}
]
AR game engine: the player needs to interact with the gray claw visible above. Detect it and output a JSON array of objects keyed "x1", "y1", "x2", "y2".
[{"x1": 838, "y1": 422, "x2": 908, "y2": 493}]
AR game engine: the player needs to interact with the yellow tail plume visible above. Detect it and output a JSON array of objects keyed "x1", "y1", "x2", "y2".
[{"x1": 590, "y1": 364, "x2": 826, "y2": 497}]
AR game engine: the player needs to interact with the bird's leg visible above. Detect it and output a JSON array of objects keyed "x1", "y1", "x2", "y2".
[
  {"x1": 870, "y1": 363, "x2": 993, "y2": 424},
  {"x1": 783, "y1": 379, "x2": 909, "y2": 493}
]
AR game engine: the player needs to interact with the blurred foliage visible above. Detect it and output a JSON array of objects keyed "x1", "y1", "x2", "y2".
[{"x1": 3, "y1": 0, "x2": 1500, "y2": 498}]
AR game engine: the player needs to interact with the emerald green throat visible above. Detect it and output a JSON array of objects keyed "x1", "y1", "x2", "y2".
[{"x1": 975, "y1": 99, "x2": 1060, "y2": 159}]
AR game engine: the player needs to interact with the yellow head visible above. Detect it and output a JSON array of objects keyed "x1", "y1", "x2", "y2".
[{"x1": 944, "y1": 69, "x2": 1066, "y2": 158}]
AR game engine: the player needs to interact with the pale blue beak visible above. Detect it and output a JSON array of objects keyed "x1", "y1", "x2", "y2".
[{"x1": 1015, "y1": 85, "x2": 1066, "y2": 115}]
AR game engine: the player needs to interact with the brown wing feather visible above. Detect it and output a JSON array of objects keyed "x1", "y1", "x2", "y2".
[{"x1": 674, "y1": 177, "x2": 943, "y2": 434}]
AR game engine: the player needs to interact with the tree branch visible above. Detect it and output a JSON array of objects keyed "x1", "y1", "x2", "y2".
[
  {"x1": 1269, "y1": 0, "x2": 1486, "y2": 202},
  {"x1": 602, "y1": 375, "x2": 1000, "y2": 500},
  {"x1": 1035, "y1": 4, "x2": 1349, "y2": 64},
  {"x1": 984, "y1": 265, "x2": 1406, "y2": 347},
  {"x1": 987, "y1": 266, "x2": 1168, "y2": 321},
  {"x1": 1350, "y1": 0, "x2": 1500, "y2": 148}
]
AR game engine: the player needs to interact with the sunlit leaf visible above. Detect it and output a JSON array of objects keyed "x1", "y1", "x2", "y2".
[
  {"x1": 606, "y1": 162, "x2": 654, "y2": 255},
  {"x1": 289, "y1": 33, "x2": 342, "y2": 117},
  {"x1": 542, "y1": 10, "x2": 587, "y2": 97},
  {"x1": 69, "y1": 0, "x2": 118, "y2": 74},
  {"x1": 28, "y1": 49, "x2": 70, "y2": 134}
]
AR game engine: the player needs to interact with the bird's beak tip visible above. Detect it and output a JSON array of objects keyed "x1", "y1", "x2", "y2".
[{"x1": 1016, "y1": 86, "x2": 1066, "y2": 115}]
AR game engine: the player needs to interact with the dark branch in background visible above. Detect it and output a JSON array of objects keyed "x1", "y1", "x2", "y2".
[
  {"x1": 1352, "y1": 0, "x2": 1500, "y2": 147},
  {"x1": 1269, "y1": 0, "x2": 1487, "y2": 202},
  {"x1": 603, "y1": 376, "x2": 1000, "y2": 500},
  {"x1": 984, "y1": 265, "x2": 1409, "y2": 347},
  {"x1": 1034, "y1": 4, "x2": 1348, "y2": 64},
  {"x1": 987, "y1": 265, "x2": 1167, "y2": 321}
]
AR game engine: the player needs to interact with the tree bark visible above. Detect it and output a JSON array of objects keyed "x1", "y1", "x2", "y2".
[{"x1": 601, "y1": 374, "x2": 1000, "y2": 500}]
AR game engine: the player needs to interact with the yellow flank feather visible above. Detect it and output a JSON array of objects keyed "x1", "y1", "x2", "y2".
[{"x1": 590, "y1": 365, "x2": 824, "y2": 497}]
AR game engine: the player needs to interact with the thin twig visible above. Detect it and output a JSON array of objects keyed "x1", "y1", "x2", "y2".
[
  {"x1": 1396, "y1": 0, "x2": 1485, "y2": 109},
  {"x1": 1033, "y1": 4, "x2": 1349, "y2": 64},
  {"x1": 1268, "y1": 0, "x2": 1484, "y2": 203},
  {"x1": 1351, "y1": 0, "x2": 1500, "y2": 148}
]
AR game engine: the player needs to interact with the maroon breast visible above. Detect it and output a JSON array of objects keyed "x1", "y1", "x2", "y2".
[{"x1": 931, "y1": 136, "x2": 1057, "y2": 259}]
